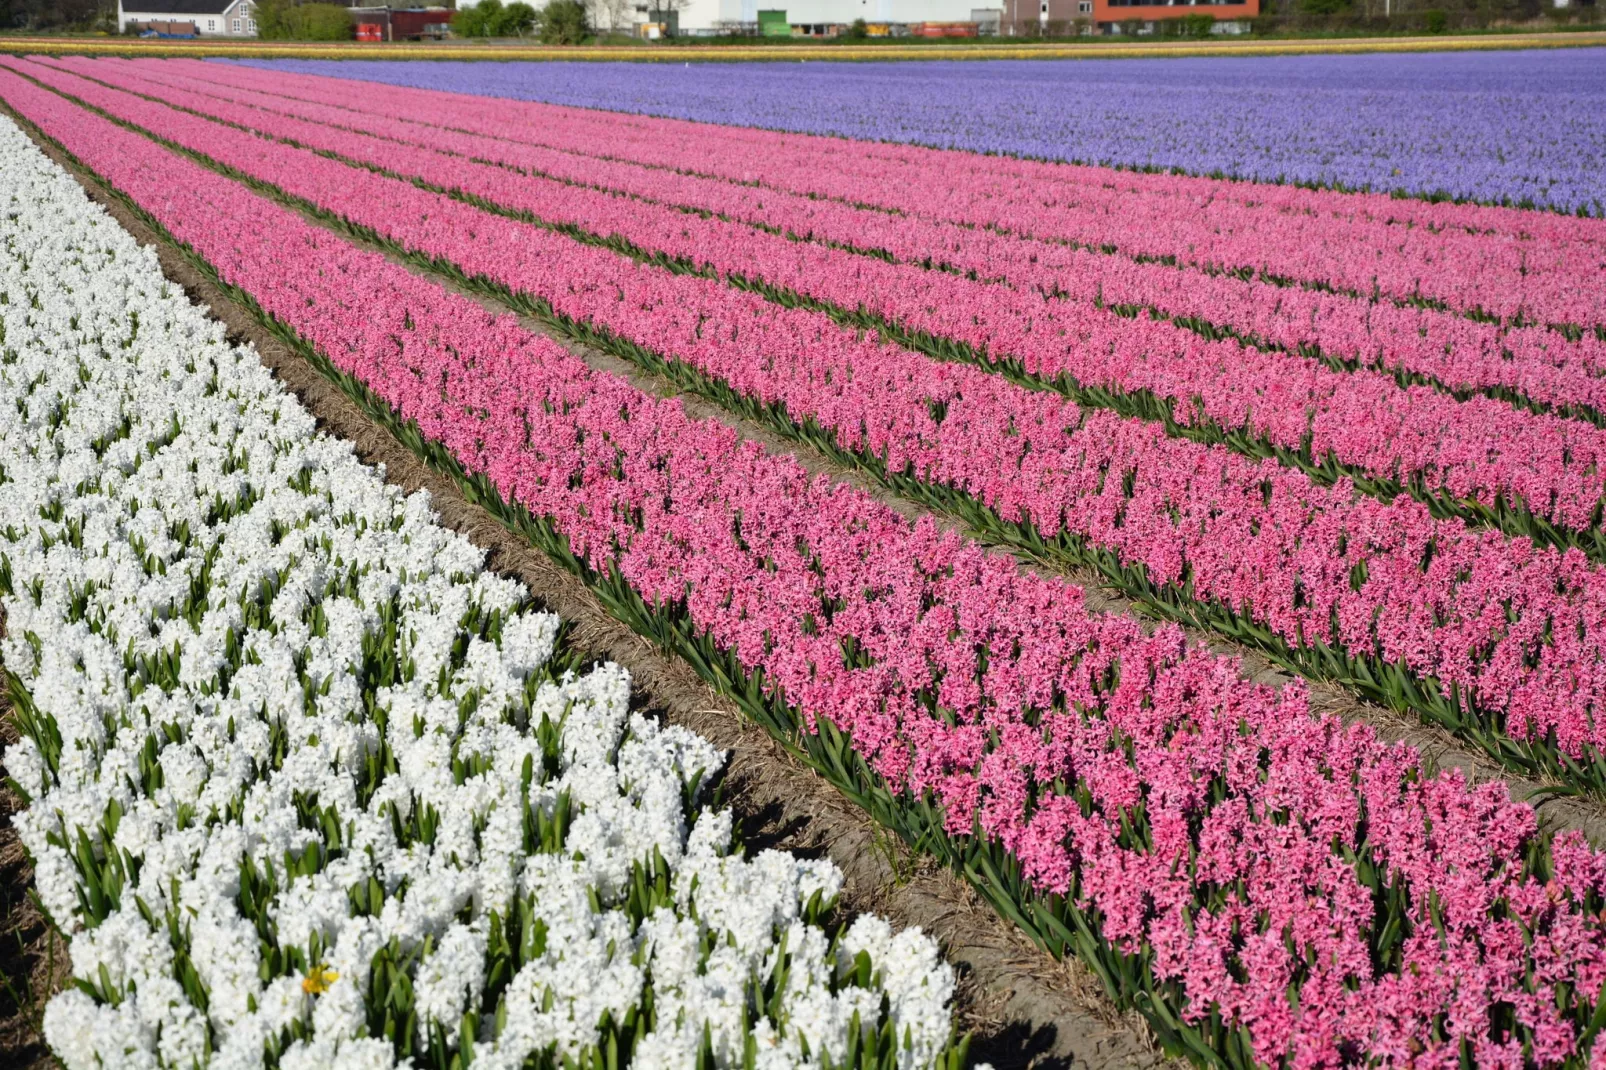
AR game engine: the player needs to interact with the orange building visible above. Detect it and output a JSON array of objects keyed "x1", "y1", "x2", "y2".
[
  {"x1": 1003, "y1": 0, "x2": 1256, "y2": 33},
  {"x1": 1092, "y1": 0, "x2": 1257, "y2": 30}
]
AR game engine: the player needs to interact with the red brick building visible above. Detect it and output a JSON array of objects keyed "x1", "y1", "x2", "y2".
[
  {"x1": 1092, "y1": 0, "x2": 1256, "y2": 30},
  {"x1": 1002, "y1": 0, "x2": 1256, "y2": 33}
]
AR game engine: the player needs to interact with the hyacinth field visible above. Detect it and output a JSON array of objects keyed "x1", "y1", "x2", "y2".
[
  {"x1": 254, "y1": 50, "x2": 1606, "y2": 217},
  {"x1": 3, "y1": 50, "x2": 1606, "y2": 1070}
]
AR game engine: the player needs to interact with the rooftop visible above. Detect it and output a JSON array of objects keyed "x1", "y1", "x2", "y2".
[{"x1": 122, "y1": 0, "x2": 238, "y2": 15}]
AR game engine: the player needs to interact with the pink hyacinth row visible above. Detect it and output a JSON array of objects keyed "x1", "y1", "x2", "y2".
[
  {"x1": 83, "y1": 55, "x2": 1606, "y2": 426},
  {"x1": 24, "y1": 56, "x2": 1606, "y2": 543},
  {"x1": 22, "y1": 56, "x2": 1606, "y2": 767},
  {"x1": 139, "y1": 55, "x2": 1606, "y2": 330},
  {"x1": 12, "y1": 66, "x2": 1606, "y2": 1067}
]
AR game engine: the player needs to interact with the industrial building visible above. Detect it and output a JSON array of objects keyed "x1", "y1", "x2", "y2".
[
  {"x1": 1006, "y1": 0, "x2": 1257, "y2": 34},
  {"x1": 599, "y1": 0, "x2": 1254, "y2": 35},
  {"x1": 349, "y1": 5, "x2": 455, "y2": 39},
  {"x1": 648, "y1": 0, "x2": 989, "y2": 35}
]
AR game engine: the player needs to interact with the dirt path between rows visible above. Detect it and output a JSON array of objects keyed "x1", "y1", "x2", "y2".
[
  {"x1": 3, "y1": 109, "x2": 1187, "y2": 1070},
  {"x1": 0, "y1": 682, "x2": 68, "y2": 1070}
]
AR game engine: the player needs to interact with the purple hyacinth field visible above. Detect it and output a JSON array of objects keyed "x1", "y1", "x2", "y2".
[{"x1": 244, "y1": 48, "x2": 1606, "y2": 214}]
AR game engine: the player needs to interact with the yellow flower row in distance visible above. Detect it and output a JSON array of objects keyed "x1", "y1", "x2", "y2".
[{"x1": 2, "y1": 29, "x2": 1604, "y2": 62}]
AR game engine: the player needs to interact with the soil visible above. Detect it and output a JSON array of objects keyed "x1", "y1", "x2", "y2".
[{"x1": 0, "y1": 712, "x2": 68, "y2": 1070}]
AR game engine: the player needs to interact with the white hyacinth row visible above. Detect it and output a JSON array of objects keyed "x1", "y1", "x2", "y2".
[{"x1": 0, "y1": 115, "x2": 970, "y2": 1070}]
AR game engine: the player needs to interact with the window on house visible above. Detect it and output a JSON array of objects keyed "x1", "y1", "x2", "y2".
[
  {"x1": 233, "y1": 17, "x2": 241, "y2": 30},
  {"x1": 247, "y1": 18, "x2": 256, "y2": 29},
  {"x1": 1078, "y1": 1, "x2": 1091, "y2": 10},
  {"x1": 207, "y1": 18, "x2": 216, "y2": 28}
]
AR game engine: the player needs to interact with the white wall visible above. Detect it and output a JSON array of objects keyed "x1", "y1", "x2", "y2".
[
  {"x1": 676, "y1": 0, "x2": 976, "y2": 28},
  {"x1": 882, "y1": 0, "x2": 979, "y2": 18},
  {"x1": 672, "y1": 0, "x2": 737, "y2": 31}
]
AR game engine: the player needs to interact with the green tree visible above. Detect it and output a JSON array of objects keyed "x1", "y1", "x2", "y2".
[
  {"x1": 453, "y1": 0, "x2": 501, "y2": 36},
  {"x1": 1182, "y1": 12, "x2": 1214, "y2": 35},
  {"x1": 538, "y1": 0, "x2": 588, "y2": 42},
  {"x1": 14, "y1": 0, "x2": 110, "y2": 30},
  {"x1": 297, "y1": 2, "x2": 353, "y2": 38},
  {"x1": 840, "y1": 17, "x2": 868, "y2": 39},
  {"x1": 1299, "y1": 0, "x2": 1350, "y2": 14},
  {"x1": 492, "y1": 0, "x2": 538, "y2": 33},
  {"x1": 257, "y1": 0, "x2": 352, "y2": 39}
]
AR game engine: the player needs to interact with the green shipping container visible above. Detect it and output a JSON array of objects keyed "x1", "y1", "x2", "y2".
[{"x1": 757, "y1": 9, "x2": 789, "y2": 35}]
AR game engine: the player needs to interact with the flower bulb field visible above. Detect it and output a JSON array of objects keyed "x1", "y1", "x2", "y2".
[
  {"x1": 254, "y1": 50, "x2": 1606, "y2": 217},
  {"x1": 2, "y1": 48, "x2": 1606, "y2": 1070}
]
